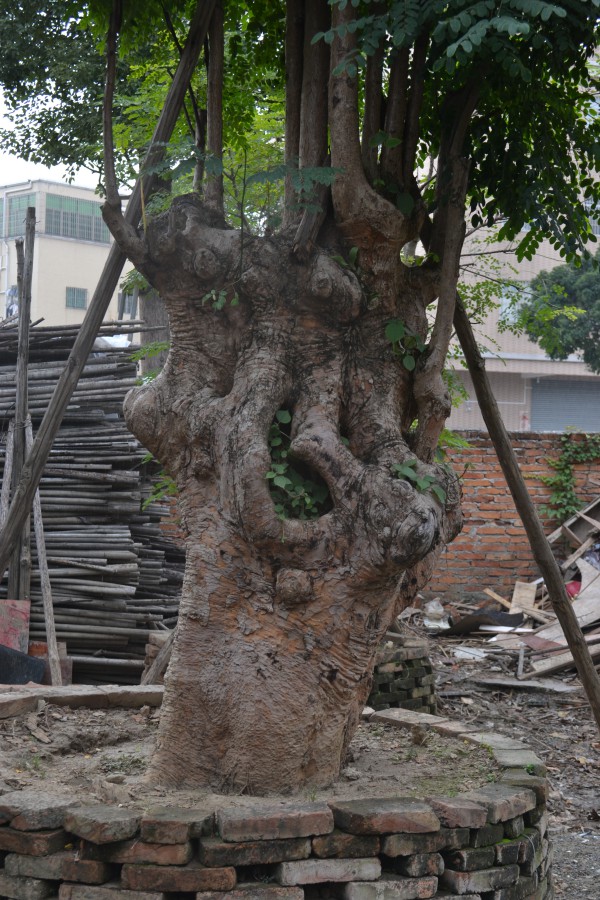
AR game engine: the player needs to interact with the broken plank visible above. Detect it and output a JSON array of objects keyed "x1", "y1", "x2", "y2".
[
  {"x1": 510, "y1": 581, "x2": 537, "y2": 614},
  {"x1": 528, "y1": 643, "x2": 600, "y2": 678},
  {"x1": 474, "y1": 676, "x2": 579, "y2": 693}
]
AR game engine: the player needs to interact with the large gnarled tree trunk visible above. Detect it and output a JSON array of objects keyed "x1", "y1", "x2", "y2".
[{"x1": 102, "y1": 0, "x2": 465, "y2": 793}]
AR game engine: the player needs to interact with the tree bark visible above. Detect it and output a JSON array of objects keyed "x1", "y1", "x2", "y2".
[{"x1": 121, "y1": 197, "x2": 462, "y2": 793}]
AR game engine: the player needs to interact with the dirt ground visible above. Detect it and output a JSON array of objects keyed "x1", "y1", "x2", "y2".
[{"x1": 0, "y1": 627, "x2": 599, "y2": 896}]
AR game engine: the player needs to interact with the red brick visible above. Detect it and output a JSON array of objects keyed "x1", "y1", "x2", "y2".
[
  {"x1": 0, "y1": 826, "x2": 68, "y2": 856},
  {"x1": 199, "y1": 836, "x2": 310, "y2": 866},
  {"x1": 121, "y1": 860, "x2": 236, "y2": 892},
  {"x1": 217, "y1": 802, "x2": 333, "y2": 842},
  {"x1": 80, "y1": 838, "x2": 192, "y2": 865},
  {"x1": 4, "y1": 850, "x2": 113, "y2": 884},
  {"x1": 64, "y1": 807, "x2": 141, "y2": 845}
]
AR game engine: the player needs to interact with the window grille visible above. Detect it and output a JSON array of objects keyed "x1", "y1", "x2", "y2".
[
  {"x1": 46, "y1": 194, "x2": 110, "y2": 243},
  {"x1": 66, "y1": 287, "x2": 88, "y2": 309},
  {"x1": 7, "y1": 194, "x2": 36, "y2": 238}
]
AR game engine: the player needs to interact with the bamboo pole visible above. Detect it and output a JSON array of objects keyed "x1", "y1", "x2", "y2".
[
  {"x1": 454, "y1": 296, "x2": 600, "y2": 734},
  {"x1": 25, "y1": 417, "x2": 62, "y2": 686},
  {"x1": 0, "y1": 0, "x2": 215, "y2": 580}
]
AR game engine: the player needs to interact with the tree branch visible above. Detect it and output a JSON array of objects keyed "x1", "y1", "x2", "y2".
[
  {"x1": 283, "y1": 0, "x2": 304, "y2": 225},
  {"x1": 103, "y1": 0, "x2": 123, "y2": 210},
  {"x1": 402, "y1": 34, "x2": 428, "y2": 186},
  {"x1": 204, "y1": 0, "x2": 224, "y2": 214},
  {"x1": 380, "y1": 48, "x2": 409, "y2": 183},
  {"x1": 361, "y1": 40, "x2": 385, "y2": 184}
]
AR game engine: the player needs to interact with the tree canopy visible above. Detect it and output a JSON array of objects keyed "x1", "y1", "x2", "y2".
[{"x1": 517, "y1": 248, "x2": 600, "y2": 372}]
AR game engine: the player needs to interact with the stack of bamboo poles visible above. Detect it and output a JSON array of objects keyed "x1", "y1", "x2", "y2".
[{"x1": 0, "y1": 320, "x2": 184, "y2": 684}]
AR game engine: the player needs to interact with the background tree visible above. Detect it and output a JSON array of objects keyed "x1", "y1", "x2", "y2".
[
  {"x1": 515, "y1": 249, "x2": 600, "y2": 372},
  {"x1": 3, "y1": 0, "x2": 599, "y2": 793}
]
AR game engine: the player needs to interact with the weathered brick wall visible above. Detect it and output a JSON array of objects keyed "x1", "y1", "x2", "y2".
[{"x1": 427, "y1": 431, "x2": 600, "y2": 600}]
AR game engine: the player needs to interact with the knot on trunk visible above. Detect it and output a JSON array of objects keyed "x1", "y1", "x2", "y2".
[{"x1": 276, "y1": 568, "x2": 314, "y2": 605}]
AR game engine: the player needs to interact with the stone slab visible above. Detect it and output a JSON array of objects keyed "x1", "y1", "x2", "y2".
[
  {"x1": 343, "y1": 873, "x2": 439, "y2": 899},
  {"x1": 58, "y1": 884, "x2": 167, "y2": 900},
  {"x1": 80, "y1": 838, "x2": 193, "y2": 866},
  {"x1": 140, "y1": 807, "x2": 214, "y2": 843},
  {"x1": 460, "y1": 732, "x2": 528, "y2": 751},
  {"x1": 195, "y1": 888, "x2": 303, "y2": 900},
  {"x1": 490, "y1": 750, "x2": 546, "y2": 776},
  {"x1": 198, "y1": 836, "x2": 311, "y2": 866},
  {"x1": 121, "y1": 860, "x2": 236, "y2": 892},
  {"x1": 440, "y1": 864, "x2": 520, "y2": 893},
  {"x1": 459, "y1": 786, "x2": 536, "y2": 824},
  {"x1": 0, "y1": 871, "x2": 56, "y2": 900},
  {"x1": 5, "y1": 851, "x2": 113, "y2": 884},
  {"x1": 426, "y1": 797, "x2": 487, "y2": 829},
  {"x1": 370, "y1": 709, "x2": 444, "y2": 731},
  {"x1": 64, "y1": 806, "x2": 141, "y2": 844},
  {"x1": 276, "y1": 857, "x2": 381, "y2": 885},
  {"x1": 0, "y1": 693, "x2": 39, "y2": 720},
  {"x1": 217, "y1": 802, "x2": 333, "y2": 842},
  {"x1": 383, "y1": 828, "x2": 469, "y2": 857},
  {"x1": 0, "y1": 791, "x2": 77, "y2": 831},
  {"x1": 329, "y1": 798, "x2": 440, "y2": 835},
  {"x1": 0, "y1": 826, "x2": 68, "y2": 856},
  {"x1": 312, "y1": 830, "x2": 381, "y2": 859}
]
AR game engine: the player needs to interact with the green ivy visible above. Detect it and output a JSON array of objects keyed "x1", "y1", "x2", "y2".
[
  {"x1": 266, "y1": 410, "x2": 331, "y2": 520},
  {"x1": 539, "y1": 432, "x2": 600, "y2": 522}
]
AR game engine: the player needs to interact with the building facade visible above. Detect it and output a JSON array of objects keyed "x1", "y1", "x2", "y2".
[
  {"x1": 0, "y1": 180, "x2": 127, "y2": 326},
  {"x1": 447, "y1": 235, "x2": 600, "y2": 433}
]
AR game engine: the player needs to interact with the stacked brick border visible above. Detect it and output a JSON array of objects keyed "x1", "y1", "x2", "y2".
[
  {"x1": 368, "y1": 641, "x2": 436, "y2": 715},
  {"x1": 0, "y1": 707, "x2": 552, "y2": 900}
]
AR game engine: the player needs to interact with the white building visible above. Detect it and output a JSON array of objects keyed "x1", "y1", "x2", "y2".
[
  {"x1": 447, "y1": 236, "x2": 600, "y2": 433},
  {"x1": 0, "y1": 180, "x2": 128, "y2": 326}
]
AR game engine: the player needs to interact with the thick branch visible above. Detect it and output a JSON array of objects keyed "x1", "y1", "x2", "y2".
[
  {"x1": 204, "y1": 0, "x2": 224, "y2": 213},
  {"x1": 402, "y1": 34, "x2": 428, "y2": 186},
  {"x1": 103, "y1": 0, "x2": 122, "y2": 210},
  {"x1": 329, "y1": 5, "x2": 410, "y2": 250},
  {"x1": 361, "y1": 40, "x2": 385, "y2": 183},
  {"x1": 283, "y1": 0, "x2": 304, "y2": 224},
  {"x1": 380, "y1": 48, "x2": 409, "y2": 182},
  {"x1": 299, "y1": 0, "x2": 330, "y2": 169},
  {"x1": 413, "y1": 156, "x2": 469, "y2": 461}
]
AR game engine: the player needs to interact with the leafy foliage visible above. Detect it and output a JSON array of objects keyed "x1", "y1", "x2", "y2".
[
  {"x1": 391, "y1": 459, "x2": 446, "y2": 504},
  {"x1": 514, "y1": 249, "x2": 600, "y2": 372},
  {"x1": 266, "y1": 410, "x2": 331, "y2": 520},
  {"x1": 385, "y1": 319, "x2": 426, "y2": 372},
  {"x1": 538, "y1": 432, "x2": 600, "y2": 522}
]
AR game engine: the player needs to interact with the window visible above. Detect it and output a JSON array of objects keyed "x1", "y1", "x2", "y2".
[
  {"x1": 45, "y1": 194, "x2": 110, "y2": 243},
  {"x1": 66, "y1": 287, "x2": 88, "y2": 309},
  {"x1": 7, "y1": 193, "x2": 36, "y2": 238}
]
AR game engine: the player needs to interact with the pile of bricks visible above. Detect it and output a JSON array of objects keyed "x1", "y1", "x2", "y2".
[
  {"x1": 0, "y1": 708, "x2": 552, "y2": 899},
  {"x1": 368, "y1": 639, "x2": 436, "y2": 714}
]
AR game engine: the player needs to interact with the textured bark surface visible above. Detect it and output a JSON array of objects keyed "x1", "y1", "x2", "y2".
[{"x1": 122, "y1": 197, "x2": 462, "y2": 793}]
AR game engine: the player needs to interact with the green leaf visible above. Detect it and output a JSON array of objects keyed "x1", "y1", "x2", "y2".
[
  {"x1": 403, "y1": 354, "x2": 416, "y2": 371},
  {"x1": 276, "y1": 409, "x2": 292, "y2": 424},
  {"x1": 273, "y1": 475, "x2": 292, "y2": 489},
  {"x1": 431, "y1": 484, "x2": 447, "y2": 504},
  {"x1": 385, "y1": 319, "x2": 406, "y2": 343}
]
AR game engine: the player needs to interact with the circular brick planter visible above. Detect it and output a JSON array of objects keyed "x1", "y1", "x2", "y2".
[
  {"x1": 368, "y1": 638, "x2": 437, "y2": 715},
  {"x1": 0, "y1": 705, "x2": 552, "y2": 899}
]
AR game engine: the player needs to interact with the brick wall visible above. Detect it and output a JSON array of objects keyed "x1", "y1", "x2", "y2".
[{"x1": 427, "y1": 431, "x2": 600, "y2": 600}]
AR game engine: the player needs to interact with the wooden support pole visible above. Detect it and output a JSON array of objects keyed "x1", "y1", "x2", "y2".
[
  {"x1": 0, "y1": 0, "x2": 215, "y2": 581},
  {"x1": 454, "y1": 295, "x2": 600, "y2": 734},
  {"x1": 8, "y1": 208, "x2": 35, "y2": 600},
  {"x1": 25, "y1": 417, "x2": 62, "y2": 686}
]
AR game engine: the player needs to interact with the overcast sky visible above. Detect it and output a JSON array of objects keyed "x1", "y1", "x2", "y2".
[{"x1": 0, "y1": 92, "x2": 98, "y2": 190}]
